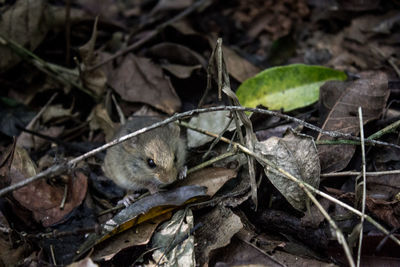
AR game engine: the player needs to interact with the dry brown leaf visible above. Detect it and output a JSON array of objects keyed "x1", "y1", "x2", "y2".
[
  {"x1": 0, "y1": 140, "x2": 16, "y2": 188},
  {"x1": 178, "y1": 167, "x2": 237, "y2": 197},
  {"x1": 13, "y1": 171, "x2": 88, "y2": 227},
  {"x1": 151, "y1": 0, "x2": 194, "y2": 14},
  {"x1": 366, "y1": 198, "x2": 400, "y2": 228},
  {"x1": 161, "y1": 63, "x2": 201, "y2": 79},
  {"x1": 67, "y1": 256, "x2": 99, "y2": 267},
  {"x1": 107, "y1": 54, "x2": 181, "y2": 114},
  {"x1": 317, "y1": 71, "x2": 389, "y2": 172},
  {"x1": 0, "y1": 233, "x2": 31, "y2": 266},
  {"x1": 0, "y1": 0, "x2": 50, "y2": 72},
  {"x1": 75, "y1": 186, "x2": 207, "y2": 259},
  {"x1": 87, "y1": 103, "x2": 116, "y2": 142},
  {"x1": 222, "y1": 45, "x2": 261, "y2": 83},
  {"x1": 17, "y1": 126, "x2": 64, "y2": 150},
  {"x1": 92, "y1": 213, "x2": 171, "y2": 262},
  {"x1": 79, "y1": 18, "x2": 107, "y2": 97},
  {"x1": 148, "y1": 42, "x2": 207, "y2": 67},
  {"x1": 41, "y1": 104, "x2": 75, "y2": 123}
]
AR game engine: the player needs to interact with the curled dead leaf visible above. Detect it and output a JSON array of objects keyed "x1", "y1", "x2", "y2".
[{"x1": 255, "y1": 129, "x2": 320, "y2": 211}]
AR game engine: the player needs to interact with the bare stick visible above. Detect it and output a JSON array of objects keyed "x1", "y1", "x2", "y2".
[
  {"x1": 1, "y1": 105, "x2": 399, "y2": 197},
  {"x1": 178, "y1": 120, "x2": 400, "y2": 248},
  {"x1": 356, "y1": 107, "x2": 366, "y2": 267},
  {"x1": 321, "y1": 169, "x2": 400, "y2": 177}
]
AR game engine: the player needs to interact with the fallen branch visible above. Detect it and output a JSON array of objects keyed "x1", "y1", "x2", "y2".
[{"x1": 1, "y1": 105, "x2": 398, "y2": 197}]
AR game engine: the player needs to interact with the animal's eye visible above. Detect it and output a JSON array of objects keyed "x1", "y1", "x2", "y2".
[{"x1": 147, "y1": 158, "x2": 157, "y2": 168}]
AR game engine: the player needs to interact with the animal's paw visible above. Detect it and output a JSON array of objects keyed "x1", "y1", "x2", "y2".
[
  {"x1": 178, "y1": 165, "x2": 187, "y2": 180},
  {"x1": 118, "y1": 193, "x2": 141, "y2": 207}
]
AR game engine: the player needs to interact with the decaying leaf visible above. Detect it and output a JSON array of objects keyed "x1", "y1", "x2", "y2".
[
  {"x1": 75, "y1": 186, "x2": 207, "y2": 260},
  {"x1": 148, "y1": 42, "x2": 207, "y2": 67},
  {"x1": 151, "y1": 209, "x2": 195, "y2": 266},
  {"x1": 10, "y1": 147, "x2": 87, "y2": 227},
  {"x1": 0, "y1": 139, "x2": 16, "y2": 188},
  {"x1": 161, "y1": 63, "x2": 201, "y2": 79},
  {"x1": 67, "y1": 256, "x2": 99, "y2": 267},
  {"x1": 222, "y1": 44, "x2": 261, "y2": 83},
  {"x1": 79, "y1": 18, "x2": 107, "y2": 97},
  {"x1": 255, "y1": 129, "x2": 320, "y2": 211},
  {"x1": 195, "y1": 206, "x2": 243, "y2": 266},
  {"x1": 92, "y1": 213, "x2": 171, "y2": 262},
  {"x1": 107, "y1": 54, "x2": 181, "y2": 114},
  {"x1": 87, "y1": 103, "x2": 116, "y2": 142},
  {"x1": 151, "y1": 0, "x2": 194, "y2": 14},
  {"x1": 0, "y1": 0, "x2": 50, "y2": 72},
  {"x1": 17, "y1": 125, "x2": 64, "y2": 151},
  {"x1": 317, "y1": 71, "x2": 389, "y2": 172},
  {"x1": 41, "y1": 104, "x2": 75, "y2": 124},
  {"x1": 0, "y1": 225, "x2": 31, "y2": 267}
]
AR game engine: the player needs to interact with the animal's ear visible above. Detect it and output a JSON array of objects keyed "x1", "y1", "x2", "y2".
[
  {"x1": 123, "y1": 136, "x2": 138, "y2": 150},
  {"x1": 168, "y1": 122, "x2": 180, "y2": 136}
]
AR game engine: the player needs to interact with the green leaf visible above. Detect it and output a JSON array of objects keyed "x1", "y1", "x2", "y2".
[{"x1": 236, "y1": 64, "x2": 347, "y2": 112}]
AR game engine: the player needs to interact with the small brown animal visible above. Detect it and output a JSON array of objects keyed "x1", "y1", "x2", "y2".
[{"x1": 103, "y1": 117, "x2": 186, "y2": 204}]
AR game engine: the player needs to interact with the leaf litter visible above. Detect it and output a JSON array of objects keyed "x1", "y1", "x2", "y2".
[{"x1": 0, "y1": 0, "x2": 399, "y2": 266}]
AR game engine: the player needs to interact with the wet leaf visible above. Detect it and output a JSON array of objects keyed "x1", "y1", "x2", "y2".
[
  {"x1": 255, "y1": 129, "x2": 320, "y2": 211},
  {"x1": 317, "y1": 71, "x2": 389, "y2": 172},
  {"x1": 236, "y1": 64, "x2": 347, "y2": 112}
]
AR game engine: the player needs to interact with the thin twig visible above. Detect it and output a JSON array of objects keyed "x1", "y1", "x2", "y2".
[
  {"x1": 16, "y1": 92, "x2": 58, "y2": 147},
  {"x1": 111, "y1": 93, "x2": 126, "y2": 125},
  {"x1": 1, "y1": 105, "x2": 398, "y2": 197},
  {"x1": 184, "y1": 123, "x2": 355, "y2": 265},
  {"x1": 0, "y1": 34, "x2": 96, "y2": 99},
  {"x1": 188, "y1": 150, "x2": 238, "y2": 175},
  {"x1": 241, "y1": 239, "x2": 287, "y2": 267},
  {"x1": 356, "y1": 107, "x2": 366, "y2": 267},
  {"x1": 321, "y1": 169, "x2": 400, "y2": 177},
  {"x1": 179, "y1": 120, "x2": 400, "y2": 249},
  {"x1": 155, "y1": 209, "x2": 189, "y2": 265},
  {"x1": 367, "y1": 119, "x2": 400, "y2": 140},
  {"x1": 202, "y1": 116, "x2": 234, "y2": 159},
  {"x1": 60, "y1": 183, "x2": 68, "y2": 209}
]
